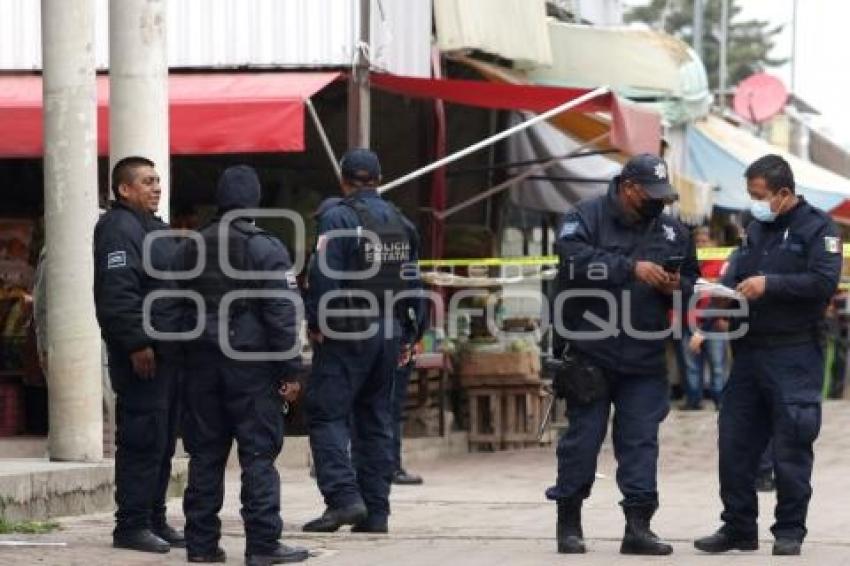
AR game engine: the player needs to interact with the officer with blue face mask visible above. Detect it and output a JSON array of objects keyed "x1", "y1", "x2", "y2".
[{"x1": 695, "y1": 154, "x2": 842, "y2": 557}]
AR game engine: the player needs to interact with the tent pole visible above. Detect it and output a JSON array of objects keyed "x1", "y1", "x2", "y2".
[
  {"x1": 378, "y1": 86, "x2": 611, "y2": 194},
  {"x1": 307, "y1": 98, "x2": 341, "y2": 181}
]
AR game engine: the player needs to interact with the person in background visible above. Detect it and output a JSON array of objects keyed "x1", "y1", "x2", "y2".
[
  {"x1": 683, "y1": 227, "x2": 729, "y2": 410},
  {"x1": 391, "y1": 307, "x2": 427, "y2": 486}
]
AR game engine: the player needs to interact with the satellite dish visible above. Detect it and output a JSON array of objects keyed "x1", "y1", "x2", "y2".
[{"x1": 733, "y1": 73, "x2": 788, "y2": 123}]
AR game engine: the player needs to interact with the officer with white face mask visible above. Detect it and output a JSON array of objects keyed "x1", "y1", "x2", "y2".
[{"x1": 695, "y1": 154, "x2": 842, "y2": 557}]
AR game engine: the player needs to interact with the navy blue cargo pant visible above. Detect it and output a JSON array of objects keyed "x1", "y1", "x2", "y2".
[
  {"x1": 546, "y1": 372, "x2": 670, "y2": 508},
  {"x1": 391, "y1": 364, "x2": 414, "y2": 473},
  {"x1": 719, "y1": 341, "x2": 823, "y2": 542},
  {"x1": 306, "y1": 320, "x2": 400, "y2": 523},
  {"x1": 182, "y1": 349, "x2": 285, "y2": 556},
  {"x1": 107, "y1": 346, "x2": 180, "y2": 536}
]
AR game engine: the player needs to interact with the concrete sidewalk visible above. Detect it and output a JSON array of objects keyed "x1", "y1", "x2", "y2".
[{"x1": 1, "y1": 402, "x2": 848, "y2": 565}]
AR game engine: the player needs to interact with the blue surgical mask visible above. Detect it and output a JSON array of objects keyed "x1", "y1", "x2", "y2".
[{"x1": 750, "y1": 199, "x2": 777, "y2": 223}]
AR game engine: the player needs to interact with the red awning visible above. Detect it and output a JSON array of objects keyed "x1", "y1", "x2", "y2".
[
  {"x1": 371, "y1": 73, "x2": 660, "y2": 156},
  {"x1": 0, "y1": 72, "x2": 339, "y2": 157}
]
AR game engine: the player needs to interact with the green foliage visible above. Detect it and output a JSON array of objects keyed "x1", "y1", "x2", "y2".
[
  {"x1": 625, "y1": 0, "x2": 787, "y2": 90},
  {"x1": 0, "y1": 518, "x2": 61, "y2": 534}
]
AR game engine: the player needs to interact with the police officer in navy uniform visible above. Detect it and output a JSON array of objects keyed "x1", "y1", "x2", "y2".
[
  {"x1": 93, "y1": 156, "x2": 184, "y2": 553},
  {"x1": 549, "y1": 154, "x2": 699, "y2": 556},
  {"x1": 175, "y1": 166, "x2": 308, "y2": 565},
  {"x1": 390, "y1": 307, "x2": 427, "y2": 486},
  {"x1": 303, "y1": 148, "x2": 421, "y2": 534},
  {"x1": 695, "y1": 155, "x2": 841, "y2": 557}
]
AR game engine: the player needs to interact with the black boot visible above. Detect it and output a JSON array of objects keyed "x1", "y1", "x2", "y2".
[
  {"x1": 556, "y1": 498, "x2": 586, "y2": 554},
  {"x1": 694, "y1": 529, "x2": 759, "y2": 553},
  {"x1": 620, "y1": 506, "x2": 673, "y2": 556},
  {"x1": 351, "y1": 516, "x2": 389, "y2": 533},
  {"x1": 392, "y1": 469, "x2": 424, "y2": 486},
  {"x1": 112, "y1": 528, "x2": 171, "y2": 554},
  {"x1": 187, "y1": 546, "x2": 227, "y2": 563},
  {"x1": 302, "y1": 502, "x2": 368, "y2": 532},
  {"x1": 246, "y1": 543, "x2": 309, "y2": 565},
  {"x1": 152, "y1": 522, "x2": 186, "y2": 548},
  {"x1": 773, "y1": 538, "x2": 802, "y2": 556}
]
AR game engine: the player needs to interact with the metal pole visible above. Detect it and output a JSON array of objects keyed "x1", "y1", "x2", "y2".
[
  {"x1": 42, "y1": 0, "x2": 103, "y2": 462},
  {"x1": 719, "y1": 0, "x2": 729, "y2": 109},
  {"x1": 109, "y1": 0, "x2": 170, "y2": 220},
  {"x1": 307, "y1": 98, "x2": 342, "y2": 181},
  {"x1": 378, "y1": 86, "x2": 611, "y2": 194},
  {"x1": 693, "y1": 0, "x2": 704, "y2": 60},
  {"x1": 348, "y1": 0, "x2": 371, "y2": 148}
]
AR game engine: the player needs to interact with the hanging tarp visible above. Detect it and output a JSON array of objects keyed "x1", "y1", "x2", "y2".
[
  {"x1": 687, "y1": 115, "x2": 850, "y2": 213},
  {"x1": 371, "y1": 72, "x2": 661, "y2": 156},
  {"x1": 528, "y1": 22, "x2": 711, "y2": 125},
  {"x1": 505, "y1": 112, "x2": 619, "y2": 213}
]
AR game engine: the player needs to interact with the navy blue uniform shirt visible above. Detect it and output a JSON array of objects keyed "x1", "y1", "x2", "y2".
[
  {"x1": 93, "y1": 201, "x2": 181, "y2": 355},
  {"x1": 721, "y1": 197, "x2": 842, "y2": 338},
  {"x1": 554, "y1": 178, "x2": 700, "y2": 375},
  {"x1": 305, "y1": 189, "x2": 424, "y2": 343}
]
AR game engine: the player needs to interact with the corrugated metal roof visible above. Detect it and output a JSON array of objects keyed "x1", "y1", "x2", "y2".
[{"x1": 0, "y1": 0, "x2": 431, "y2": 76}]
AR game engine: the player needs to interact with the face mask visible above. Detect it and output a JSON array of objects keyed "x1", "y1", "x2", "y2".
[
  {"x1": 750, "y1": 198, "x2": 778, "y2": 223},
  {"x1": 637, "y1": 198, "x2": 665, "y2": 219}
]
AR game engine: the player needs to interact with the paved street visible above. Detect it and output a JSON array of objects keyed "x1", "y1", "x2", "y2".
[{"x1": 2, "y1": 402, "x2": 849, "y2": 565}]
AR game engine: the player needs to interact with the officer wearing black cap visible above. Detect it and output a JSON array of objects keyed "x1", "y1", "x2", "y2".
[
  {"x1": 548, "y1": 153, "x2": 699, "y2": 556},
  {"x1": 93, "y1": 156, "x2": 184, "y2": 554},
  {"x1": 695, "y1": 155, "x2": 841, "y2": 557},
  {"x1": 303, "y1": 148, "x2": 421, "y2": 534},
  {"x1": 175, "y1": 166, "x2": 308, "y2": 564}
]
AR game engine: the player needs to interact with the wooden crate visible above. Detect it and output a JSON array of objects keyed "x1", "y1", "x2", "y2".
[
  {"x1": 466, "y1": 384, "x2": 546, "y2": 451},
  {"x1": 458, "y1": 351, "x2": 540, "y2": 377}
]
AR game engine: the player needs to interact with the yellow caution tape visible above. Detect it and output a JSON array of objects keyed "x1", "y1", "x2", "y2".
[
  {"x1": 419, "y1": 243, "x2": 850, "y2": 267},
  {"x1": 418, "y1": 256, "x2": 558, "y2": 267}
]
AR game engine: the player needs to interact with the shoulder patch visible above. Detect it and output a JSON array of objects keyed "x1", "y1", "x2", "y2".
[
  {"x1": 825, "y1": 236, "x2": 841, "y2": 254},
  {"x1": 284, "y1": 270, "x2": 298, "y2": 289},
  {"x1": 559, "y1": 221, "x2": 580, "y2": 238},
  {"x1": 106, "y1": 250, "x2": 127, "y2": 269},
  {"x1": 662, "y1": 224, "x2": 677, "y2": 242}
]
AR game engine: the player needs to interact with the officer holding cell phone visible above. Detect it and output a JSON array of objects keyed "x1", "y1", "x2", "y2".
[{"x1": 548, "y1": 154, "x2": 699, "y2": 556}]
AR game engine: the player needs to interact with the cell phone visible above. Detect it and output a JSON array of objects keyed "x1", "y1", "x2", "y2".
[{"x1": 662, "y1": 255, "x2": 685, "y2": 273}]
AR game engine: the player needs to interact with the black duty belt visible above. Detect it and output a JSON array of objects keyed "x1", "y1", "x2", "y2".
[{"x1": 736, "y1": 329, "x2": 819, "y2": 349}]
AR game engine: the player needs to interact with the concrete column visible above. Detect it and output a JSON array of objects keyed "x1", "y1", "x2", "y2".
[
  {"x1": 42, "y1": 0, "x2": 104, "y2": 462},
  {"x1": 109, "y1": 0, "x2": 170, "y2": 220}
]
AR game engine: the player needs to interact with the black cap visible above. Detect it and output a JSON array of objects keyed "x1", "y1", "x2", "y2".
[
  {"x1": 340, "y1": 148, "x2": 381, "y2": 183},
  {"x1": 621, "y1": 153, "x2": 677, "y2": 201},
  {"x1": 216, "y1": 165, "x2": 261, "y2": 211}
]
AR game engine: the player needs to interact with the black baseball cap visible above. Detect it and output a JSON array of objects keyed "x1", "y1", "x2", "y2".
[
  {"x1": 621, "y1": 153, "x2": 677, "y2": 201},
  {"x1": 340, "y1": 148, "x2": 381, "y2": 183}
]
